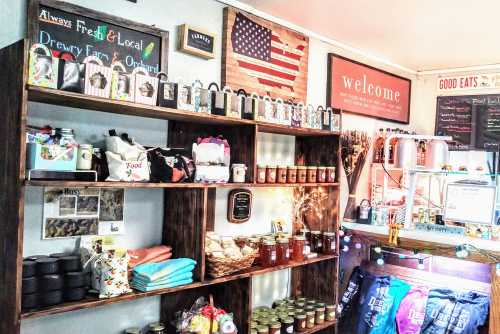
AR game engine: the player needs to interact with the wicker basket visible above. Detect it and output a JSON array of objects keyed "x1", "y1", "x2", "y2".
[{"x1": 206, "y1": 250, "x2": 259, "y2": 278}]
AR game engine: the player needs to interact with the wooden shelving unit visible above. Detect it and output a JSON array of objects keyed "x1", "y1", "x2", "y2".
[{"x1": 0, "y1": 27, "x2": 341, "y2": 334}]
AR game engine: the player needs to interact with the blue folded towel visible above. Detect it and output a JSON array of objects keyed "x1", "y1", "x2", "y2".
[
  {"x1": 132, "y1": 271, "x2": 193, "y2": 287},
  {"x1": 131, "y1": 278, "x2": 194, "y2": 292},
  {"x1": 133, "y1": 258, "x2": 197, "y2": 283}
]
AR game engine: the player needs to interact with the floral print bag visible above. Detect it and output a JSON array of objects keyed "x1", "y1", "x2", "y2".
[{"x1": 96, "y1": 250, "x2": 132, "y2": 299}]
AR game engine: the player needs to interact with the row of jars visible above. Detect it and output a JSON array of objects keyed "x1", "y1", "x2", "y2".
[
  {"x1": 256, "y1": 165, "x2": 336, "y2": 184},
  {"x1": 299, "y1": 229, "x2": 337, "y2": 254},
  {"x1": 251, "y1": 298, "x2": 336, "y2": 334}
]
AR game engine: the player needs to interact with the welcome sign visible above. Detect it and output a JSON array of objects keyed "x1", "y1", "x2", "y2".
[
  {"x1": 327, "y1": 54, "x2": 411, "y2": 123},
  {"x1": 29, "y1": 0, "x2": 168, "y2": 74}
]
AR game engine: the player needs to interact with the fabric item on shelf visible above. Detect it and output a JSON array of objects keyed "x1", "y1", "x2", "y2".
[
  {"x1": 128, "y1": 245, "x2": 172, "y2": 269},
  {"x1": 396, "y1": 286, "x2": 430, "y2": 334},
  {"x1": 338, "y1": 266, "x2": 371, "y2": 332},
  {"x1": 131, "y1": 278, "x2": 194, "y2": 292},
  {"x1": 355, "y1": 275, "x2": 411, "y2": 334},
  {"x1": 131, "y1": 271, "x2": 193, "y2": 291},
  {"x1": 421, "y1": 289, "x2": 490, "y2": 334},
  {"x1": 97, "y1": 250, "x2": 132, "y2": 299},
  {"x1": 132, "y1": 265, "x2": 195, "y2": 287},
  {"x1": 132, "y1": 258, "x2": 197, "y2": 283}
]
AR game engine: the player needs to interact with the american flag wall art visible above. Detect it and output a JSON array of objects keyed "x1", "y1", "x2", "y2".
[{"x1": 222, "y1": 7, "x2": 309, "y2": 103}]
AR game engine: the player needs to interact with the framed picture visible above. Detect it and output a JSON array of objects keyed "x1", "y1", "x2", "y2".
[
  {"x1": 222, "y1": 7, "x2": 309, "y2": 102},
  {"x1": 178, "y1": 24, "x2": 216, "y2": 60},
  {"x1": 327, "y1": 53, "x2": 411, "y2": 124}
]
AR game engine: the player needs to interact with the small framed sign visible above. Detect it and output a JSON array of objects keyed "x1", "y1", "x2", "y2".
[
  {"x1": 178, "y1": 24, "x2": 216, "y2": 59},
  {"x1": 227, "y1": 189, "x2": 252, "y2": 223}
]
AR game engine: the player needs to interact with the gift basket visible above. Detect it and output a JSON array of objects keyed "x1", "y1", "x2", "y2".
[{"x1": 205, "y1": 233, "x2": 258, "y2": 278}]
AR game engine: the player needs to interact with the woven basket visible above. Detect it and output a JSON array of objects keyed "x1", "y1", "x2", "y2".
[{"x1": 206, "y1": 250, "x2": 259, "y2": 278}]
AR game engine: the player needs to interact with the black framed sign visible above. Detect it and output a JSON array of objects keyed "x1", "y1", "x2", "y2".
[
  {"x1": 178, "y1": 24, "x2": 215, "y2": 59},
  {"x1": 27, "y1": 0, "x2": 169, "y2": 74},
  {"x1": 227, "y1": 189, "x2": 252, "y2": 224}
]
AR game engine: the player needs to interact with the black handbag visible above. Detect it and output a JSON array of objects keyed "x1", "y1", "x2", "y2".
[
  {"x1": 157, "y1": 72, "x2": 178, "y2": 108},
  {"x1": 147, "y1": 147, "x2": 195, "y2": 183},
  {"x1": 57, "y1": 52, "x2": 85, "y2": 93}
]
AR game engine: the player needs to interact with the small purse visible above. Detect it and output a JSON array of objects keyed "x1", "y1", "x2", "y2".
[
  {"x1": 157, "y1": 72, "x2": 178, "y2": 108},
  {"x1": 133, "y1": 67, "x2": 159, "y2": 106},
  {"x1": 28, "y1": 43, "x2": 59, "y2": 89},
  {"x1": 110, "y1": 62, "x2": 135, "y2": 102},
  {"x1": 193, "y1": 80, "x2": 211, "y2": 114},
  {"x1": 57, "y1": 51, "x2": 85, "y2": 93},
  {"x1": 148, "y1": 147, "x2": 195, "y2": 183},
  {"x1": 83, "y1": 56, "x2": 112, "y2": 98}
]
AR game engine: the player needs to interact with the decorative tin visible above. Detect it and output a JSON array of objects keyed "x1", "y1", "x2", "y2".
[
  {"x1": 209, "y1": 82, "x2": 225, "y2": 115},
  {"x1": 28, "y1": 43, "x2": 59, "y2": 89},
  {"x1": 83, "y1": 56, "x2": 112, "y2": 98},
  {"x1": 157, "y1": 72, "x2": 178, "y2": 108},
  {"x1": 193, "y1": 79, "x2": 211, "y2": 114},
  {"x1": 110, "y1": 62, "x2": 134, "y2": 102},
  {"x1": 239, "y1": 89, "x2": 254, "y2": 120},
  {"x1": 178, "y1": 80, "x2": 194, "y2": 111},
  {"x1": 133, "y1": 67, "x2": 159, "y2": 106},
  {"x1": 225, "y1": 86, "x2": 241, "y2": 118}
]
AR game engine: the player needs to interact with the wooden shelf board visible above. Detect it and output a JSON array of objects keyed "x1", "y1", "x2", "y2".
[
  {"x1": 27, "y1": 86, "x2": 339, "y2": 136},
  {"x1": 20, "y1": 254, "x2": 337, "y2": 320},
  {"x1": 300, "y1": 320, "x2": 337, "y2": 334},
  {"x1": 25, "y1": 180, "x2": 339, "y2": 189}
]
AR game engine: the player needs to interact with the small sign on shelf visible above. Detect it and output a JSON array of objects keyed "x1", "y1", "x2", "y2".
[{"x1": 178, "y1": 24, "x2": 216, "y2": 60}]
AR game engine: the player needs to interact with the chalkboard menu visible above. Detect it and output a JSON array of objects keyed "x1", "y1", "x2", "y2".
[
  {"x1": 29, "y1": 0, "x2": 168, "y2": 74},
  {"x1": 227, "y1": 189, "x2": 252, "y2": 224},
  {"x1": 436, "y1": 94, "x2": 500, "y2": 151}
]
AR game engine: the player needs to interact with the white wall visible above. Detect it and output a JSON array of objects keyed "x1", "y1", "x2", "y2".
[{"x1": 0, "y1": 0, "x2": 436, "y2": 332}]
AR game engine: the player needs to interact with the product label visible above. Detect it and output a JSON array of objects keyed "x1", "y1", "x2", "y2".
[
  {"x1": 271, "y1": 251, "x2": 276, "y2": 261},
  {"x1": 331, "y1": 241, "x2": 336, "y2": 249},
  {"x1": 286, "y1": 249, "x2": 290, "y2": 258},
  {"x1": 286, "y1": 325, "x2": 293, "y2": 334}
]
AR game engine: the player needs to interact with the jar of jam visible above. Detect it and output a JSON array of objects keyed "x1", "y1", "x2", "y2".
[
  {"x1": 257, "y1": 325, "x2": 269, "y2": 334},
  {"x1": 281, "y1": 317, "x2": 294, "y2": 334},
  {"x1": 291, "y1": 235, "x2": 306, "y2": 261},
  {"x1": 269, "y1": 322, "x2": 281, "y2": 334},
  {"x1": 310, "y1": 231, "x2": 322, "y2": 253},
  {"x1": 326, "y1": 167, "x2": 336, "y2": 183},
  {"x1": 277, "y1": 166, "x2": 288, "y2": 183},
  {"x1": 297, "y1": 166, "x2": 307, "y2": 183},
  {"x1": 317, "y1": 166, "x2": 326, "y2": 183},
  {"x1": 257, "y1": 165, "x2": 267, "y2": 183},
  {"x1": 315, "y1": 307, "x2": 325, "y2": 324},
  {"x1": 325, "y1": 305, "x2": 336, "y2": 321},
  {"x1": 260, "y1": 239, "x2": 277, "y2": 267},
  {"x1": 307, "y1": 167, "x2": 317, "y2": 183},
  {"x1": 322, "y1": 232, "x2": 336, "y2": 255},
  {"x1": 294, "y1": 314, "x2": 307, "y2": 332},
  {"x1": 287, "y1": 166, "x2": 297, "y2": 183},
  {"x1": 305, "y1": 311, "x2": 315, "y2": 328},
  {"x1": 266, "y1": 166, "x2": 277, "y2": 183},
  {"x1": 251, "y1": 329, "x2": 258, "y2": 334},
  {"x1": 276, "y1": 238, "x2": 290, "y2": 265}
]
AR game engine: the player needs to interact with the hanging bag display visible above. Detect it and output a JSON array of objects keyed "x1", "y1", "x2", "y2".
[
  {"x1": 133, "y1": 67, "x2": 159, "y2": 106},
  {"x1": 250, "y1": 93, "x2": 261, "y2": 121},
  {"x1": 157, "y1": 72, "x2": 178, "y2": 108},
  {"x1": 28, "y1": 43, "x2": 59, "y2": 89},
  {"x1": 110, "y1": 62, "x2": 135, "y2": 102},
  {"x1": 282, "y1": 101, "x2": 293, "y2": 126},
  {"x1": 275, "y1": 98, "x2": 285, "y2": 124},
  {"x1": 57, "y1": 51, "x2": 85, "y2": 93},
  {"x1": 226, "y1": 87, "x2": 242, "y2": 119},
  {"x1": 239, "y1": 90, "x2": 255, "y2": 120},
  {"x1": 264, "y1": 95, "x2": 274, "y2": 123},
  {"x1": 178, "y1": 79, "x2": 194, "y2": 111},
  {"x1": 330, "y1": 107, "x2": 341, "y2": 132},
  {"x1": 292, "y1": 101, "x2": 304, "y2": 127},
  {"x1": 83, "y1": 56, "x2": 112, "y2": 98},
  {"x1": 193, "y1": 79, "x2": 211, "y2": 114},
  {"x1": 320, "y1": 106, "x2": 331, "y2": 131},
  {"x1": 209, "y1": 82, "x2": 225, "y2": 115}
]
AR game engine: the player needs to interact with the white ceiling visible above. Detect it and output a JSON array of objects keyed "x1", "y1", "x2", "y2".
[{"x1": 237, "y1": 0, "x2": 500, "y2": 72}]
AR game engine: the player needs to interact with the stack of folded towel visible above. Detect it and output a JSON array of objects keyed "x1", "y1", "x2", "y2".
[
  {"x1": 128, "y1": 245, "x2": 172, "y2": 269},
  {"x1": 131, "y1": 258, "x2": 197, "y2": 292}
]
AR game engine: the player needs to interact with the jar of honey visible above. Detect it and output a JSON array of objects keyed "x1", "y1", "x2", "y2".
[
  {"x1": 277, "y1": 166, "x2": 288, "y2": 184},
  {"x1": 322, "y1": 232, "x2": 336, "y2": 255},
  {"x1": 317, "y1": 166, "x2": 326, "y2": 183},
  {"x1": 294, "y1": 314, "x2": 307, "y2": 332},
  {"x1": 287, "y1": 166, "x2": 297, "y2": 183},
  {"x1": 291, "y1": 235, "x2": 306, "y2": 261},
  {"x1": 326, "y1": 167, "x2": 336, "y2": 183},
  {"x1": 307, "y1": 167, "x2": 317, "y2": 183},
  {"x1": 257, "y1": 165, "x2": 267, "y2": 183},
  {"x1": 310, "y1": 231, "x2": 322, "y2": 253},
  {"x1": 297, "y1": 166, "x2": 307, "y2": 183},
  {"x1": 276, "y1": 238, "x2": 290, "y2": 265},
  {"x1": 260, "y1": 239, "x2": 277, "y2": 267},
  {"x1": 305, "y1": 311, "x2": 315, "y2": 328},
  {"x1": 266, "y1": 166, "x2": 277, "y2": 183}
]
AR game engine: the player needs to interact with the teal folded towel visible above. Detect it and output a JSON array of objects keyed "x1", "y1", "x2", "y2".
[
  {"x1": 133, "y1": 258, "x2": 197, "y2": 283},
  {"x1": 132, "y1": 271, "x2": 193, "y2": 287},
  {"x1": 131, "y1": 278, "x2": 193, "y2": 292}
]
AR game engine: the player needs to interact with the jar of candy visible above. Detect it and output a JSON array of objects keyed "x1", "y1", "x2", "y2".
[
  {"x1": 325, "y1": 305, "x2": 335, "y2": 321},
  {"x1": 305, "y1": 311, "x2": 315, "y2": 328},
  {"x1": 314, "y1": 306, "x2": 325, "y2": 324},
  {"x1": 326, "y1": 167, "x2": 336, "y2": 183},
  {"x1": 281, "y1": 317, "x2": 294, "y2": 334},
  {"x1": 294, "y1": 314, "x2": 307, "y2": 332},
  {"x1": 322, "y1": 232, "x2": 336, "y2": 254},
  {"x1": 269, "y1": 322, "x2": 281, "y2": 334}
]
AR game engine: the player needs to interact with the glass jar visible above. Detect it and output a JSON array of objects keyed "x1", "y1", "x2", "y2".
[
  {"x1": 294, "y1": 314, "x2": 307, "y2": 332},
  {"x1": 125, "y1": 328, "x2": 141, "y2": 334},
  {"x1": 281, "y1": 317, "x2": 294, "y2": 334},
  {"x1": 322, "y1": 232, "x2": 336, "y2": 255},
  {"x1": 326, "y1": 167, "x2": 336, "y2": 183},
  {"x1": 277, "y1": 166, "x2": 288, "y2": 184},
  {"x1": 269, "y1": 322, "x2": 281, "y2": 334},
  {"x1": 291, "y1": 235, "x2": 306, "y2": 261},
  {"x1": 259, "y1": 319, "x2": 271, "y2": 326},
  {"x1": 77, "y1": 144, "x2": 93, "y2": 170},
  {"x1": 295, "y1": 302, "x2": 305, "y2": 309},
  {"x1": 148, "y1": 324, "x2": 165, "y2": 334},
  {"x1": 257, "y1": 165, "x2": 267, "y2": 183},
  {"x1": 306, "y1": 167, "x2": 317, "y2": 183},
  {"x1": 251, "y1": 329, "x2": 258, "y2": 334},
  {"x1": 287, "y1": 166, "x2": 297, "y2": 183},
  {"x1": 315, "y1": 307, "x2": 325, "y2": 324},
  {"x1": 266, "y1": 166, "x2": 277, "y2": 183},
  {"x1": 260, "y1": 239, "x2": 277, "y2": 267},
  {"x1": 251, "y1": 321, "x2": 259, "y2": 329},
  {"x1": 310, "y1": 231, "x2": 322, "y2": 253},
  {"x1": 297, "y1": 166, "x2": 307, "y2": 183},
  {"x1": 276, "y1": 238, "x2": 290, "y2": 265},
  {"x1": 273, "y1": 299, "x2": 287, "y2": 308},
  {"x1": 316, "y1": 166, "x2": 326, "y2": 183},
  {"x1": 257, "y1": 325, "x2": 269, "y2": 334},
  {"x1": 296, "y1": 297, "x2": 307, "y2": 304},
  {"x1": 306, "y1": 300, "x2": 316, "y2": 306},
  {"x1": 56, "y1": 128, "x2": 76, "y2": 146},
  {"x1": 305, "y1": 311, "x2": 315, "y2": 328},
  {"x1": 325, "y1": 305, "x2": 335, "y2": 321}
]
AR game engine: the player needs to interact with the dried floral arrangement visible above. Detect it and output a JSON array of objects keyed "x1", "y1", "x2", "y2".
[{"x1": 293, "y1": 187, "x2": 329, "y2": 231}]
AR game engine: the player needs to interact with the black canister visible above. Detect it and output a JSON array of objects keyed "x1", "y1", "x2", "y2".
[
  {"x1": 36, "y1": 258, "x2": 59, "y2": 275},
  {"x1": 23, "y1": 260, "x2": 36, "y2": 278},
  {"x1": 60, "y1": 255, "x2": 81, "y2": 272},
  {"x1": 39, "y1": 290, "x2": 63, "y2": 306},
  {"x1": 64, "y1": 287, "x2": 87, "y2": 302},
  {"x1": 22, "y1": 293, "x2": 39, "y2": 310},
  {"x1": 65, "y1": 271, "x2": 87, "y2": 288},
  {"x1": 22, "y1": 276, "x2": 38, "y2": 294},
  {"x1": 25, "y1": 255, "x2": 48, "y2": 261},
  {"x1": 39, "y1": 274, "x2": 64, "y2": 292}
]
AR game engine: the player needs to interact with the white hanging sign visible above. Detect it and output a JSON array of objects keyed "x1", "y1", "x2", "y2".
[{"x1": 437, "y1": 73, "x2": 500, "y2": 93}]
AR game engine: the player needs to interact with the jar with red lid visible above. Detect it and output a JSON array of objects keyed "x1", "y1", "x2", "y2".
[
  {"x1": 310, "y1": 231, "x2": 322, "y2": 253},
  {"x1": 291, "y1": 235, "x2": 306, "y2": 262},
  {"x1": 257, "y1": 165, "x2": 267, "y2": 183},
  {"x1": 287, "y1": 166, "x2": 297, "y2": 183},
  {"x1": 326, "y1": 167, "x2": 336, "y2": 183},
  {"x1": 307, "y1": 167, "x2": 317, "y2": 183},
  {"x1": 276, "y1": 238, "x2": 290, "y2": 265},
  {"x1": 266, "y1": 166, "x2": 277, "y2": 183},
  {"x1": 297, "y1": 166, "x2": 307, "y2": 183},
  {"x1": 277, "y1": 166, "x2": 288, "y2": 184},
  {"x1": 322, "y1": 232, "x2": 336, "y2": 255},
  {"x1": 317, "y1": 167, "x2": 326, "y2": 183},
  {"x1": 260, "y1": 239, "x2": 277, "y2": 267}
]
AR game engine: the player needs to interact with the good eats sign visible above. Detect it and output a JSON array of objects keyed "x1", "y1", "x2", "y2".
[
  {"x1": 437, "y1": 73, "x2": 500, "y2": 93},
  {"x1": 327, "y1": 54, "x2": 411, "y2": 123}
]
